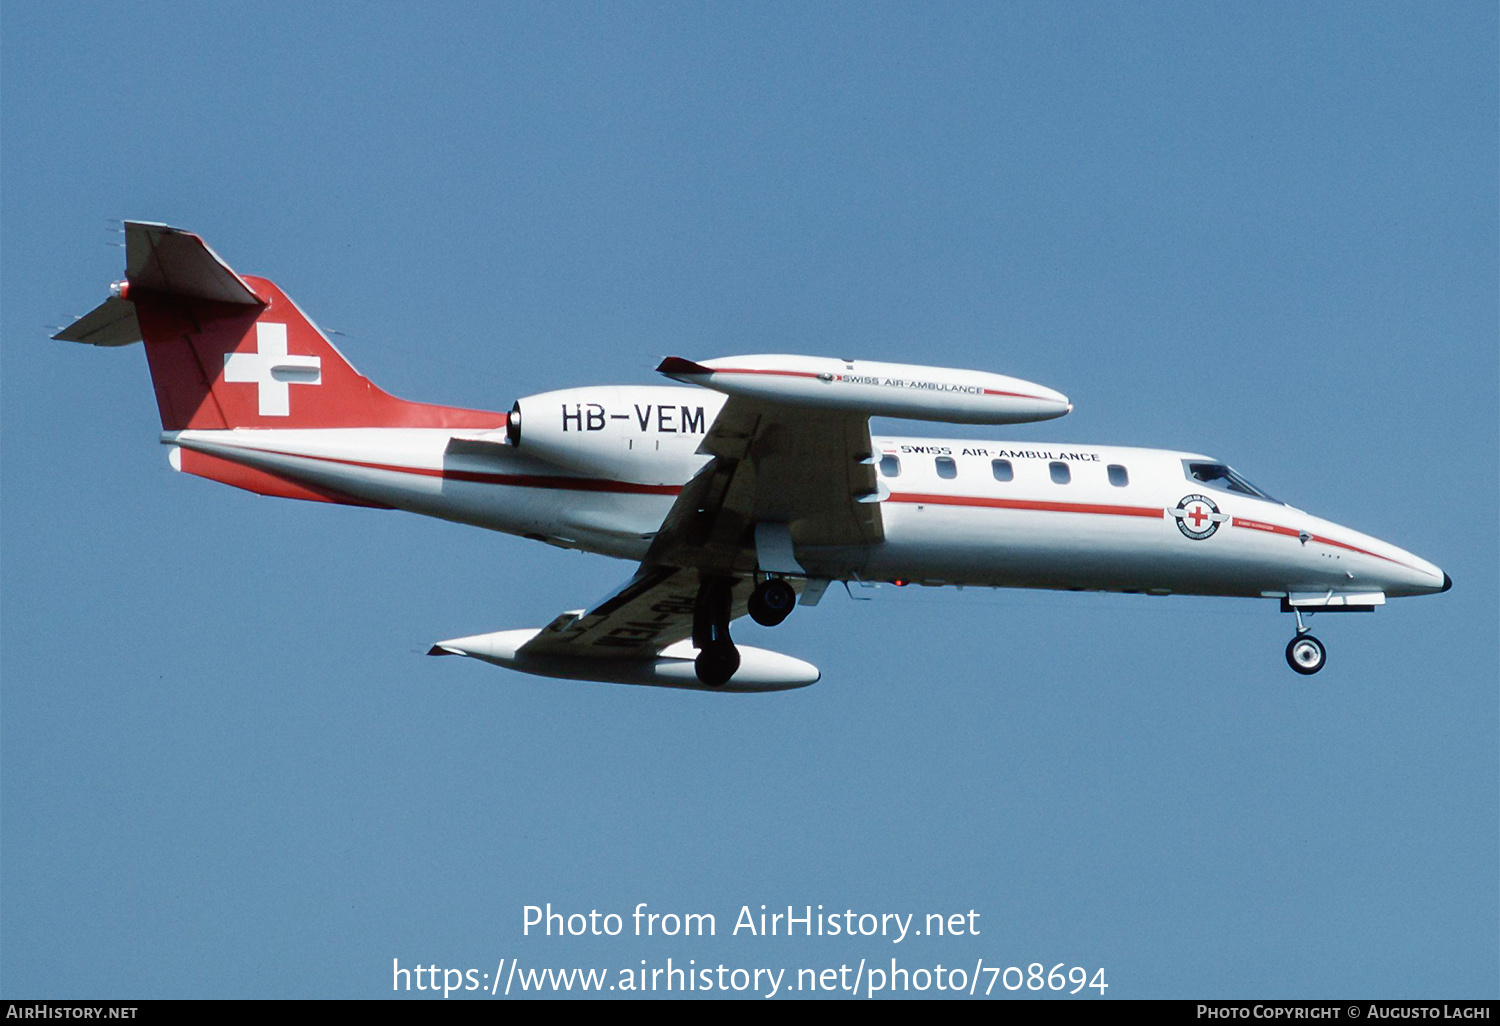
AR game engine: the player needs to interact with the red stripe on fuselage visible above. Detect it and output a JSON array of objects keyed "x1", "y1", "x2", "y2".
[
  {"x1": 177, "y1": 448, "x2": 394, "y2": 507},
  {"x1": 1230, "y1": 516, "x2": 1412, "y2": 569},
  {"x1": 889, "y1": 496, "x2": 1424, "y2": 572},
  {"x1": 1229, "y1": 516, "x2": 1299, "y2": 538},
  {"x1": 180, "y1": 445, "x2": 1428, "y2": 576},
  {"x1": 198, "y1": 445, "x2": 684, "y2": 495},
  {"x1": 886, "y1": 492, "x2": 1164, "y2": 518}
]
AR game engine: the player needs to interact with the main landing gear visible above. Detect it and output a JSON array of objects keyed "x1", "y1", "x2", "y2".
[
  {"x1": 693, "y1": 577, "x2": 800, "y2": 686},
  {"x1": 748, "y1": 577, "x2": 796, "y2": 627},
  {"x1": 1284, "y1": 607, "x2": 1327, "y2": 675},
  {"x1": 693, "y1": 577, "x2": 739, "y2": 687}
]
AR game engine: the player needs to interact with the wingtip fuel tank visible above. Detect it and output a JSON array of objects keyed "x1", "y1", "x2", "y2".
[
  {"x1": 657, "y1": 354, "x2": 1070, "y2": 425},
  {"x1": 429, "y1": 629, "x2": 819, "y2": 692}
]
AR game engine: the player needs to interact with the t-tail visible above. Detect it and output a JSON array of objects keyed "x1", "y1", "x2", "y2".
[{"x1": 53, "y1": 221, "x2": 506, "y2": 503}]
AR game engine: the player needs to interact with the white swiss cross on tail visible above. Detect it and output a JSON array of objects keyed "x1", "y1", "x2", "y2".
[{"x1": 223, "y1": 323, "x2": 323, "y2": 416}]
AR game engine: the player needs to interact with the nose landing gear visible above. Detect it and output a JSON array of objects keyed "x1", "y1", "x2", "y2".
[
  {"x1": 1284, "y1": 606, "x2": 1326, "y2": 675},
  {"x1": 1285, "y1": 634, "x2": 1327, "y2": 675}
]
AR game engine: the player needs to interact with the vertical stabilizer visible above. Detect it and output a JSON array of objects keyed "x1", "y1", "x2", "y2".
[{"x1": 55, "y1": 222, "x2": 505, "y2": 432}]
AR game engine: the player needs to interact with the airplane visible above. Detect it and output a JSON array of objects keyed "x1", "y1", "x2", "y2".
[{"x1": 54, "y1": 221, "x2": 1451, "y2": 692}]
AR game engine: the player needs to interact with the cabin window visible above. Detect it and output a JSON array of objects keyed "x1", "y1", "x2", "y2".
[
  {"x1": 1049, "y1": 461, "x2": 1071, "y2": 484},
  {"x1": 1107, "y1": 464, "x2": 1129, "y2": 487},
  {"x1": 935, "y1": 456, "x2": 957, "y2": 479},
  {"x1": 991, "y1": 459, "x2": 1013, "y2": 482},
  {"x1": 878, "y1": 454, "x2": 901, "y2": 478}
]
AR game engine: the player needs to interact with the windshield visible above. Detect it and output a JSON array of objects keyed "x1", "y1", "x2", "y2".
[{"x1": 1182, "y1": 461, "x2": 1281, "y2": 504}]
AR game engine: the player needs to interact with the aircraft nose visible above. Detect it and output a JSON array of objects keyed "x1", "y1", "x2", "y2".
[
  {"x1": 1322, "y1": 520, "x2": 1448, "y2": 598},
  {"x1": 1400, "y1": 557, "x2": 1449, "y2": 597},
  {"x1": 1396, "y1": 555, "x2": 1449, "y2": 597}
]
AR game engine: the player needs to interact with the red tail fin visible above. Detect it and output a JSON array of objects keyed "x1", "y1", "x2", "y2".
[
  {"x1": 134, "y1": 276, "x2": 504, "y2": 431},
  {"x1": 58, "y1": 222, "x2": 505, "y2": 432}
]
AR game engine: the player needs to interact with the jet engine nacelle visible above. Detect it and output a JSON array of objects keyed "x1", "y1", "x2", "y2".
[
  {"x1": 658, "y1": 354, "x2": 1071, "y2": 424},
  {"x1": 504, "y1": 385, "x2": 722, "y2": 482}
]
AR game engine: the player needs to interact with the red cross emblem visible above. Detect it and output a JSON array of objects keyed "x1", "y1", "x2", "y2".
[{"x1": 1173, "y1": 494, "x2": 1224, "y2": 539}]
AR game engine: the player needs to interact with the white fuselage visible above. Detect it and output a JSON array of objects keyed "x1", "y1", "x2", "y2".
[{"x1": 163, "y1": 386, "x2": 1445, "y2": 605}]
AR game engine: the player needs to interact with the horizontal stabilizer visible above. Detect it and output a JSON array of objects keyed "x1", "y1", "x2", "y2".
[
  {"x1": 52, "y1": 296, "x2": 140, "y2": 346},
  {"x1": 54, "y1": 221, "x2": 264, "y2": 347},
  {"x1": 123, "y1": 221, "x2": 264, "y2": 305}
]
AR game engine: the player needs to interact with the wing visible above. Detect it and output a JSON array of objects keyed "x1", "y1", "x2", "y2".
[
  {"x1": 431, "y1": 367, "x2": 880, "y2": 687},
  {"x1": 430, "y1": 565, "x2": 819, "y2": 690},
  {"x1": 516, "y1": 564, "x2": 723, "y2": 659},
  {"x1": 643, "y1": 394, "x2": 884, "y2": 576},
  {"x1": 430, "y1": 352, "x2": 1067, "y2": 687},
  {"x1": 517, "y1": 384, "x2": 880, "y2": 660}
]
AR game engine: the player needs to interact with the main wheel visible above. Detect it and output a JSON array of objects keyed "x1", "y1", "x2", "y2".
[
  {"x1": 1285, "y1": 634, "x2": 1326, "y2": 675},
  {"x1": 748, "y1": 578, "x2": 797, "y2": 627},
  {"x1": 695, "y1": 642, "x2": 741, "y2": 687}
]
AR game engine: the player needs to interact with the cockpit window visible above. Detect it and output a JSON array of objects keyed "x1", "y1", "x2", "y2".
[
  {"x1": 878, "y1": 454, "x2": 901, "y2": 478},
  {"x1": 1183, "y1": 460, "x2": 1279, "y2": 503}
]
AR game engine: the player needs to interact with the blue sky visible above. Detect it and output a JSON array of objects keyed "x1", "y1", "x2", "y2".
[{"x1": 3, "y1": 1, "x2": 1495, "y2": 999}]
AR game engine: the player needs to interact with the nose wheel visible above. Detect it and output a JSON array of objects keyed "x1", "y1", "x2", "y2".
[
  {"x1": 1284, "y1": 606, "x2": 1326, "y2": 675},
  {"x1": 1285, "y1": 634, "x2": 1326, "y2": 675}
]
